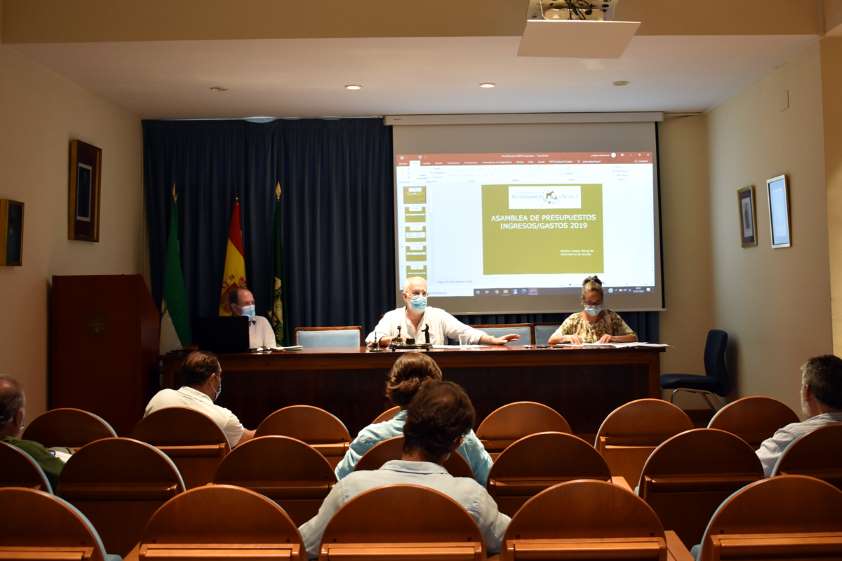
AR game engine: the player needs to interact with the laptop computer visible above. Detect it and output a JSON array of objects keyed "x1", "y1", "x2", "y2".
[{"x1": 195, "y1": 316, "x2": 250, "y2": 353}]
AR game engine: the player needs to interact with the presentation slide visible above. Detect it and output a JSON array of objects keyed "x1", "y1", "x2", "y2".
[{"x1": 394, "y1": 151, "x2": 660, "y2": 314}]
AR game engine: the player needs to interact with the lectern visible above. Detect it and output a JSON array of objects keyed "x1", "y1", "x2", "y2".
[{"x1": 50, "y1": 274, "x2": 160, "y2": 434}]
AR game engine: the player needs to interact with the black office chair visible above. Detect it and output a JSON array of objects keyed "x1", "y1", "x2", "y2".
[{"x1": 660, "y1": 329, "x2": 729, "y2": 410}]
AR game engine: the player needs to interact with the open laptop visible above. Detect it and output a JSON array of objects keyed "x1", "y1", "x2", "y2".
[{"x1": 195, "y1": 316, "x2": 250, "y2": 353}]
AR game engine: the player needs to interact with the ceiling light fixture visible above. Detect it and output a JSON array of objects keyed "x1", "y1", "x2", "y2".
[
  {"x1": 479, "y1": 82, "x2": 496, "y2": 89},
  {"x1": 209, "y1": 86, "x2": 228, "y2": 92},
  {"x1": 345, "y1": 84, "x2": 363, "y2": 91},
  {"x1": 613, "y1": 80, "x2": 630, "y2": 86}
]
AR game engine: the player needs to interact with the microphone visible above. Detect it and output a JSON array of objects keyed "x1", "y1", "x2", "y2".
[{"x1": 423, "y1": 324, "x2": 430, "y2": 345}]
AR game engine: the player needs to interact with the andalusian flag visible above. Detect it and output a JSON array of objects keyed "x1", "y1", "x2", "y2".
[
  {"x1": 161, "y1": 185, "x2": 191, "y2": 350},
  {"x1": 219, "y1": 197, "x2": 247, "y2": 316},
  {"x1": 267, "y1": 181, "x2": 285, "y2": 344}
]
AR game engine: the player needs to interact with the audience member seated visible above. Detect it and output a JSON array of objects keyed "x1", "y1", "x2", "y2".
[
  {"x1": 0, "y1": 375, "x2": 65, "y2": 488},
  {"x1": 334, "y1": 353, "x2": 493, "y2": 485},
  {"x1": 756, "y1": 354, "x2": 842, "y2": 475},
  {"x1": 299, "y1": 380, "x2": 510, "y2": 558},
  {"x1": 144, "y1": 351, "x2": 255, "y2": 448}
]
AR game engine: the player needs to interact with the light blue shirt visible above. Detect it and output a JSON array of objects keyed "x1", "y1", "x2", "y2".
[
  {"x1": 299, "y1": 460, "x2": 510, "y2": 558},
  {"x1": 334, "y1": 410, "x2": 493, "y2": 485},
  {"x1": 756, "y1": 411, "x2": 842, "y2": 475}
]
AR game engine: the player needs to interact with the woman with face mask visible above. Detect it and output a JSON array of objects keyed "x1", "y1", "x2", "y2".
[{"x1": 547, "y1": 276, "x2": 637, "y2": 345}]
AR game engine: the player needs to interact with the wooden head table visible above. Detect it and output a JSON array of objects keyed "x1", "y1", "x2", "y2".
[{"x1": 161, "y1": 346, "x2": 664, "y2": 438}]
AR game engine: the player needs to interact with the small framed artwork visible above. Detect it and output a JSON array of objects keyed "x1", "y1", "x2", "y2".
[
  {"x1": 68, "y1": 139, "x2": 102, "y2": 242},
  {"x1": 0, "y1": 199, "x2": 24, "y2": 266},
  {"x1": 766, "y1": 174, "x2": 791, "y2": 248},
  {"x1": 737, "y1": 186, "x2": 756, "y2": 247}
]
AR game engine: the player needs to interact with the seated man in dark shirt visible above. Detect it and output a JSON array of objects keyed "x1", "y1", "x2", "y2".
[{"x1": 0, "y1": 375, "x2": 65, "y2": 488}]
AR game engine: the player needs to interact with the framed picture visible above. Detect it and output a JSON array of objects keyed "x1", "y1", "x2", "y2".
[
  {"x1": 0, "y1": 199, "x2": 24, "y2": 266},
  {"x1": 766, "y1": 174, "x2": 791, "y2": 248},
  {"x1": 68, "y1": 139, "x2": 102, "y2": 242},
  {"x1": 737, "y1": 186, "x2": 756, "y2": 247}
]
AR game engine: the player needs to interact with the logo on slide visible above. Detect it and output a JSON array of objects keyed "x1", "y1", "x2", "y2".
[{"x1": 508, "y1": 186, "x2": 582, "y2": 209}]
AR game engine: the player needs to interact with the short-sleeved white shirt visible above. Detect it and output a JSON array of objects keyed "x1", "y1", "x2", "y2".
[
  {"x1": 144, "y1": 386, "x2": 246, "y2": 448},
  {"x1": 366, "y1": 306, "x2": 487, "y2": 345},
  {"x1": 249, "y1": 315, "x2": 277, "y2": 348}
]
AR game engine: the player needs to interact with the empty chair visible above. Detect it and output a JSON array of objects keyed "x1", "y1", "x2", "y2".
[
  {"x1": 132, "y1": 407, "x2": 230, "y2": 488},
  {"x1": 533, "y1": 323, "x2": 558, "y2": 346},
  {"x1": 22, "y1": 408, "x2": 116, "y2": 449},
  {"x1": 371, "y1": 405, "x2": 401, "y2": 424},
  {"x1": 213, "y1": 435, "x2": 336, "y2": 525},
  {"x1": 487, "y1": 431, "x2": 612, "y2": 516},
  {"x1": 355, "y1": 436, "x2": 473, "y2": 478},
  {"x1": 638, "y1": 428, "x2": 764, "y2": 547},
  {"x1": 134, "y1": 484, "x2": 305, "y2": 561},
  {"x1": 0, "y1": 487, "x2": 110, "y2": 561},
  {"x1": 698, "y1": 475, "x2": 842, "y2": 561},
  {"x1": 707, "y1": 395, "x2": 800, "y2": 448},
  {"x1": 56, "y1": 437, "x2": 185, "y2": 556},
  {"x1": 256, "y1": 405, "x2": 351, "y2": 467},
  {"x1": 295, "y1": 326, "x2": 362, "y2": 349},
  {"x1": 501, "y1": 480, "x2": 668, "y2": 561},
  {"x1": 595, "y1": 398, "x2": 694, "y2": 487},
  {"x1": 772, "y1": 423, "x2": 842, "y2": 490},
  {"x1": 660, "y1": 329, "x2": 729, "y2": 409},
  {"x1": 472, "y1": 323, "x2": 534, "y2": 345},
  {"x1": 0, "y1": 441, "x2": 52, "y2": 492},
  {"x1": 477, "y1": 401, "x2": 571, "y2": 458},
  {"x1": 317, "y1": 484, "x2": 485, "y2": 560}
]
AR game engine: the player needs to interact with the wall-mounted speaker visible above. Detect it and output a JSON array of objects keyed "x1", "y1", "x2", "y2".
[{"x1": 0, "y1": 199, "x2": 24, "y2": 266}]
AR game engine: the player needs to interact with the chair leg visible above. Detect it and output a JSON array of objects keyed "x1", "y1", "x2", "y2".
[{"x1": 670, "y1": 389, "x2": 679, "y2": 404}]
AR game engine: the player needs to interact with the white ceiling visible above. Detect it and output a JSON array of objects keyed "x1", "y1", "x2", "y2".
[{"x1": 11, "y1": 34, "x2": 819, "y2": 119}]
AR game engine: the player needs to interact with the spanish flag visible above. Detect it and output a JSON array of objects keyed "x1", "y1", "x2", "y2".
[{"x1": 219, "y1": 197, "x2": 247, "y2": 316}]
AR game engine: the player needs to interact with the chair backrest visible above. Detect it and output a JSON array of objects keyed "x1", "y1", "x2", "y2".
[
  {"x1": 319, "y1": 484, "x2": 484, "y2": 560},
  {"x1": 772, "y1": 423, "x2": 842, "y2": 490},
  {"x1": 255, "y1": 405, "x2": 351, "y2": 467},
  {"x1": 502, "y1": 480, "x2": 666, "y2": 561},
  {"x1": 0, "y1": 441, "x2": 52, "y2": 492},
  {"x1": 138, "y1": 484, "x2": 305, "y2": 561},
  {"x1": 295, "y1": 326, "x2": 362, "y2": 348},
  {"x1": 0, "y1": 487, "x2": 108, "y2": 561},
  {"x1": 533, "y1": 323, "x2": 558, "y2": 346},
  {"x1": 371, "y1": 405, "x2": 401, "y2": 424},
  {"x1": 594, "y1": 398, "x2": 694, "y2": 487},
  {"x1": 56, "y1": 437, "x2": 185, "y2": 556},
  {"x1": 708, "y1": 395, "x2": 800, "y2": 448},
  {"x1": 355, "y1": 436, "x2": 474, "y2": 478},
  {"x1": 213, "y1": 435, "x2": 337, "y2": 525},
  {"x1": 22, "y1": 408, "x2": 116, "y2": 448},
  {"x1": 132, "y1": 407, "x2": 230, "y2": 489},
  {"x1": 698, "y1": 475, "x2": 842, "y2": 561},
  {"x1": 488, "y1": 431, "x2": 612, "y2": 516},
  {"x1": 638, "y1": 428, "x2": 764, "y2": 547},
  {"x1": 477, "y1": 401, "x2": 571, "y2": 456},
  {"x1": 703, "y1": 329, "x2": 729, "y2": 393},
  {"x1": 472, "y1": 323, "x2": 534, "y2": 345}
]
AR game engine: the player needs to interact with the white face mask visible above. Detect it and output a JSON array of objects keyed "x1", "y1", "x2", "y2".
[
  {"x1": 584, "y1": 304, "x2": 603, "y2": 317},
  {"x1": 239, "y1": 304, "x2": 256, "y2": 319}
]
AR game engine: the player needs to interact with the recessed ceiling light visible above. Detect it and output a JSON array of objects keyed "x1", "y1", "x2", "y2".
[
  {"x1": 479, "y1": 82, "x2": 496, "y2": 89},
  {"x1": 345, "y1": 84, "x2": 363, "y2": 91},
  {"x1": 209, "y1": 86, "x2": 228, "y2": 92},
  {"x1": 613, "y1": 80, "x2": 630, "y2": 87}
]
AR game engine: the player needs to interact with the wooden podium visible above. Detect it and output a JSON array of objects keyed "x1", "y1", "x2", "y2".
[{"x1": 50, "y1": 274, "x2": 160, "y2": 434}]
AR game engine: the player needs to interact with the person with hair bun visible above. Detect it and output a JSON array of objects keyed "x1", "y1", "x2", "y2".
[
  {"x1": 548, "y1": 275, "x2": 637, "y2": 345},
  {"x1": 333, "y1": 352, "x2": 492, "y2": 485}
]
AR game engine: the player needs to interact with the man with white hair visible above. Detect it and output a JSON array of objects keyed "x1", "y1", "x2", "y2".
[{"x1": 366, "y1": 277, "x2": 519, "y2": 347}]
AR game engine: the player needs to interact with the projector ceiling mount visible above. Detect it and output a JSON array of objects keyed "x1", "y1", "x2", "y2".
[{"x1": 529, "y1": 0, "x2": 619, "y2": 21}]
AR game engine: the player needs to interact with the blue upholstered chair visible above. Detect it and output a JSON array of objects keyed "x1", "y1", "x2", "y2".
[
  {"x1": 660, "y1": 329, "x2": 730, "y2": 409},
  {"x1": 473, "y1": 323, "x2": 534, "y2": 345},
  {"x1": 534, "y1": 323, "x2": 558, "y2": 345},
  {"x1": 294, "y1": 326, "x2": 362, "y2": 348}
]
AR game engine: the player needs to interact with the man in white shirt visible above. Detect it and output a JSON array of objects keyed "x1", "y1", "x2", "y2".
[
  {"x1": 229, "y1": 287, "x2": 277, "y2": 349},
  {"x1": 756, "y1": 354, "x2": 842, "y2": 475},
  {"x1": 298, "y1": 380, "x2": 510, "y2": 558},
  {"x1": 366, "y1": 277, "x2": 519, "y2": 347},
  {"x1": 144, "y1": 351, "x2": 255, "y2": 448}
]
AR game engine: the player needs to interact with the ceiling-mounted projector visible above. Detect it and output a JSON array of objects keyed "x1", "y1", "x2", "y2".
[{"x1": 519, "y1": 0, "x2": 640, "y2": 58}]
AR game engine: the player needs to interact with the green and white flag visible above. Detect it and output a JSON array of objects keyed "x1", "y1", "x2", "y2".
[{"x1": 160, "y1": 184, "x2": 191, "y2": 351}]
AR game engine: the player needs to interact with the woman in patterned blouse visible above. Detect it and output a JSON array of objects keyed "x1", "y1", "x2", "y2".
[{"x1": 547, "y1": 276, "x2": 638, "y2": 345}]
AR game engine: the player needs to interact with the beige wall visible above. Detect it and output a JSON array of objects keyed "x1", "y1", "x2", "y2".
[
  {"x1": 707, "y1": 42, "x2": 832, "y2": 415},
  {"x1": 823, "y1": 37, "x2": 842, "y2": 356},
  {"x1": 0, "y1": 44, "x2": 143, "y2": 418}
]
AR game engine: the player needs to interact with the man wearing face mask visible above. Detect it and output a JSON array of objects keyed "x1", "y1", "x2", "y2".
[
  {"x1": 144, "y1": 351, "x2": 255, "y2": 448},
  {"x1": 229, "y1": 287, "x2": 277, "y2": 349},
  {"x1": 548, "y1": 275, "x2": 637, "y2": 345},
  {"x1": 366, "y1": 277, "x2": 519, "y2": 348}
]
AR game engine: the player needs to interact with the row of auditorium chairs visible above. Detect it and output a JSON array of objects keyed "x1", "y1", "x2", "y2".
[
  {"x1": 292, "y1": 323, "x2": 558, "y2": 347},
  {"x1": 3, "y1": 475, "x2": 842, "y2": 561}
]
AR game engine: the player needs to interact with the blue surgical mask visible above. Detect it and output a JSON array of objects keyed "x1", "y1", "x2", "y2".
[
  {"x1": 584, "y1": 305, "x2": 603, "y2": 317},
  {"x1": 409, "y1": 295, "x2": 427, "y2": 312},
  {"x1": 240, "y1": 304, "x2": 256, "y2": 319}
]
